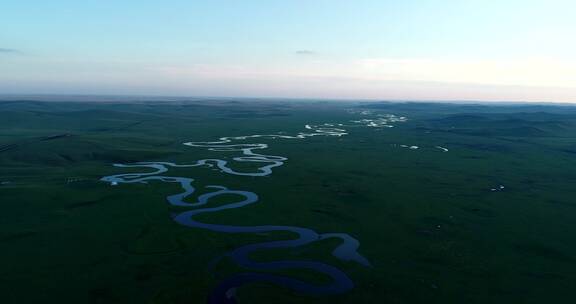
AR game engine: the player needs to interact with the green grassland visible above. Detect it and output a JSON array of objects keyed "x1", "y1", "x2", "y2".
[{"x1": 1, "y1": 99, "x2": 576, "y2": 303}]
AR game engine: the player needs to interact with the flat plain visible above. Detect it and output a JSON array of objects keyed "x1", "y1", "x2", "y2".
[{"x1": 1, "y1": 99, "x2": 576, "y2": 303}]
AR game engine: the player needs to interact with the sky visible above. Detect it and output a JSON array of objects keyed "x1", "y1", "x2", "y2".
[{"x1": 1, "y1": 0, "x2": 575, "y2": 102}]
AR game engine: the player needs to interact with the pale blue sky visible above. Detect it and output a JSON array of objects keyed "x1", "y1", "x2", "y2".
[{"x1": 1, "y1": 0, "x2": 575, "y2": 102}]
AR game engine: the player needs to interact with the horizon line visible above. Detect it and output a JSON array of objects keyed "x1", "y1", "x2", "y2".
[{"x1": 1, "y1": 93, "x2": 575, "y2": 106}]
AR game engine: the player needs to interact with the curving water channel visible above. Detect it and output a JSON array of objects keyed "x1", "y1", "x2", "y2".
[{"x1": 101, "y1": 119, "x2": 400, "y2": 303}]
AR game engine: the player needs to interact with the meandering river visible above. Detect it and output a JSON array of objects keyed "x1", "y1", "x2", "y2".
[{"x1": 101, "y1": 116, "x2": 405, "y2": 303}]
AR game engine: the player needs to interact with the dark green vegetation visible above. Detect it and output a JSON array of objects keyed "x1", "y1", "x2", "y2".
[{"x1": 1, "y1": 98, "x2": 576, "y2": 303}]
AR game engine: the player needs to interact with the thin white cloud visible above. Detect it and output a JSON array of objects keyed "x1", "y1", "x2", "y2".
[
  {"x1": 142, "y1": 57, "x2": 576, "y2": 102},
  {"x1": 354, "y1": 58, "x2": 576, "y2": 88},
  {"x1": 152, "y1": 57, "x2": 576, "y2": 89}
]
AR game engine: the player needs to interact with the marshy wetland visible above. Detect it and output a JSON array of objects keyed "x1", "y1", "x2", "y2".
[{"x1": 1, "y1": 99, "x2": 576, "y2": 303}]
